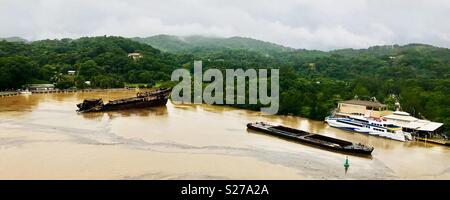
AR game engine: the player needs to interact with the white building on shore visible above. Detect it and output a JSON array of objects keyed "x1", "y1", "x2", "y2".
[
  {"x1": 25, "y1": 84, "x2": 55, "y2": 91},
  {"x1": 383, "y1": 111, "x2": 443, "y2": 136},
  {"x1": 335, "y1": 99, "x2": 391, "y2": 118}
]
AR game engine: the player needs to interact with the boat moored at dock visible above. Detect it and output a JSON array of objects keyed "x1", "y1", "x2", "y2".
[
  {"x1": 325, "y1": 114, "x2": 412, "y2": 142},
  {"x1": 247, "y1": 122, "x2": 374, "y2": 155},
  {"x1": 19, "y1": 90, "x2": 32, "y2": 95}
]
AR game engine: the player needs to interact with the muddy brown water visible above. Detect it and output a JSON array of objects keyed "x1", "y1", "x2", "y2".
[{"x1": 0, "y1": 90, "x2": 449, "y2": 179}]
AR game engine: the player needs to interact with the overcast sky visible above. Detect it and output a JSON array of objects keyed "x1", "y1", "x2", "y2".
[{"x1": 1, "y1": 0, "x2": 449, "y2": 50}]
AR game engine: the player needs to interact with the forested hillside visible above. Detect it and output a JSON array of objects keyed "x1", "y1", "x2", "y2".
[
  {"x1": 193, "y1": 44, "x2": 450, "y2": 132},
  {"x1": 131, "y1": 35, "x2": 294, "y2": 54},
  {"x1": 0, "y1": 36, "x2": 191, "y2": 89},
  {"x1": 0, "y1": 37, "x2": 28, "y2": 43},
  {"x1": 0, "y1": 36, "x2": 449, "y2": 133}
]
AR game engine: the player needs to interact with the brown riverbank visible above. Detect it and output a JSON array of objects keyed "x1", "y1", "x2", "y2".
[{"x1": 0, "y1": 88, "x2": 140, "y2": 98}]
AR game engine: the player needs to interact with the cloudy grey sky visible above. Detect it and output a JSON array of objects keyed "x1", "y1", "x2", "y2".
[{"x1": 1, "y1": 0, "x2": 449, "y2": 50}]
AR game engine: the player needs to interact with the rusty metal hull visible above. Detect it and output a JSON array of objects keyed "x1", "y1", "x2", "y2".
[
  {"x1": 100, "y1": 98, "x2": 168, "y2": 111},
  {"x1": 77, "y1": 88, "x2": 171, "y2": 113}
]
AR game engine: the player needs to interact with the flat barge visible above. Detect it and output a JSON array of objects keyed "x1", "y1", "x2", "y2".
[
  {"x1": 76, "y1": 88, "x2": 171, "y2": 113},
  {"x1": 247, "y1": 122, "x2": 374, "y2": 155}
]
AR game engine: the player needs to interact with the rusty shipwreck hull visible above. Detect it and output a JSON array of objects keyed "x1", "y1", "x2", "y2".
[
  {"x1": 100, "y1": 98, "x2": 169, "y2": 111},
  {"x1": 76, "y1": 88, "x2": 171, "y2": 113}
]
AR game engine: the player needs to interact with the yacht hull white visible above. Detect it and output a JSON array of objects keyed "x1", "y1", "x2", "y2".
[{"x1": 325, "y1": 115, "x2": 410, "y2": 142}]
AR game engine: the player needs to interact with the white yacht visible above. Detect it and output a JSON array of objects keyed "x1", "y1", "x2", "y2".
[{"x1": 325, "y1": 114, "x2": 412, "y2": 142}]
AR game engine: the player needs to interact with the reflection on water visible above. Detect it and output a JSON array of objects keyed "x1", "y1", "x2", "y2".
[
  {"x1": 80, "y1": 106, "x2": 168, "y2": 120},
  {"x1": 0, "y1": 90, "x2": 449, "y2": 180}
]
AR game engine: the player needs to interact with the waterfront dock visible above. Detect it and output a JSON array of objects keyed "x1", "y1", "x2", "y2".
[
  {"x1": 415, "y1": 137, "x2": 450, "y2": 146},
  {"x1": 31, "y1": 89, "x2": 85, "y2": 94},
  {"x1": 0, "y1": 88, "x2": 134, "y2": 98},
  {"x1": 0, "y1": 91, "x2": 19, "y2": 97},
  {"x1": 1, "y1": 89, "x2": 89, "y2": 97}
]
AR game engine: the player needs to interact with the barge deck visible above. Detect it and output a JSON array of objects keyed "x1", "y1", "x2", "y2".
[{"x1": 247, "y1": 122, "x2": 374, "y2": 155}]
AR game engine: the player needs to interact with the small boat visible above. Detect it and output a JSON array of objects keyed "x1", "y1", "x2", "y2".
[
  {"x1": 76, "y1": 88, "x2": 171, "y2": 113},
  {"x1": 247, "y1": 122, "x2": 374, "y2": 155},
  {"x1": 19, "y1": 89, "x2": 32, "y2": 95}
]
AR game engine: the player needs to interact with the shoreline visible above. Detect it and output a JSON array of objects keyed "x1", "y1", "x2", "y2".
[
  {"x1": 2, "y1": 89, "x2": 448, "y2": 145},
  {"x1": 0, "y1": 88, "x2": 135, "y2": 97}
]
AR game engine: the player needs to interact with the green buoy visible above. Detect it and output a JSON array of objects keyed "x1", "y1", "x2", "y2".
[{"x1": 344, "y1": 156, "x2": 350, "y2": 174}]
